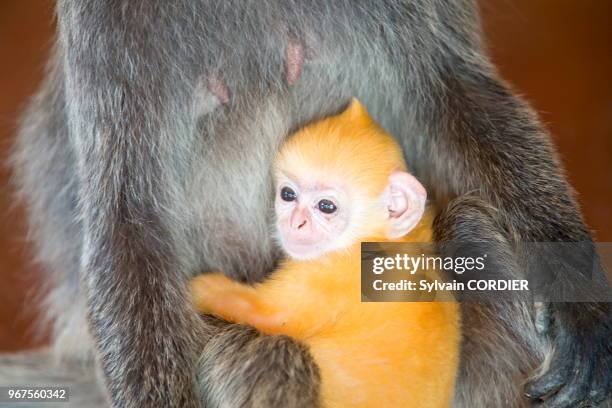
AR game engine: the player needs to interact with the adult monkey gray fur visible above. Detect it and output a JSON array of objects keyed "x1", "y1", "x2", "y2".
[{"x1": 2, "y1": 0, "x2": 611, "y2": 407}]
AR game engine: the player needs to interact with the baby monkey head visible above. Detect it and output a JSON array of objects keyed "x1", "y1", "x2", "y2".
[{"x1": 274, "y1": 99, "x2": 427, "y2": 260}]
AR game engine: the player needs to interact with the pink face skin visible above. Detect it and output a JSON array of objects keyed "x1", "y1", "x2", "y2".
[
  {"x1": 274, "y1": 170, "x2": 427, "y2": 260},
  {"x1": 274, "y1": 176, "x2": 351, "y2": 260}
]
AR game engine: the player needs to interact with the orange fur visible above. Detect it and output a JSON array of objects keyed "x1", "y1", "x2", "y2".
[{"x1": 191, "y1": 100, "x2": 460, "y2": 408}]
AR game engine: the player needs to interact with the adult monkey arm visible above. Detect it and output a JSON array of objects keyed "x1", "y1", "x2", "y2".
[
  {"x1": 396, "y1": 2, "x2": 612, "y2": 407},
  {"x1": 56, "y1": 2, "x2": 320, "y2": 407},
  {"x1": 58, "y1": 3, "x2": 207, "y2": 406},
  {"x1": 428, "y1": 67, "x2": 612, "y2": 407}
]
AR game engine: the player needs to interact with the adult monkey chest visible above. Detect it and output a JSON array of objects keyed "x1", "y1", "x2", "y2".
[
  {"x1": 189, "y1": 91, "x2": 353, "y2": 283},
  {"x1": 187, "y1": 2, "x2": 424, "y2": 283}
]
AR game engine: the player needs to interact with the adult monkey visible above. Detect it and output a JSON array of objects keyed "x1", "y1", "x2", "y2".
[{"x1": 3, "y1": 1, "x2": 610, "y2": 408}]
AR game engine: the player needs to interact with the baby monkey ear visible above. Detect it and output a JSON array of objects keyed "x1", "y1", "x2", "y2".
[{"x1": 384, "y1": 171, "x2": 427, "y2": 239}]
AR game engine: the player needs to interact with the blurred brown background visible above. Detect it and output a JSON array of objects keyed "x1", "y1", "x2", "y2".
[{"x1": 0, "y1": 1, "x2": 610, "y2": 350}]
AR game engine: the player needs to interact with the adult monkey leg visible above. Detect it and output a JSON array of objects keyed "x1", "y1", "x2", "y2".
[
  {"x1": 196, "y1": 316, "x2": 321, "y2": 408},
  {"x1": 363, "y1": 2, "x2": 612, "y2": 407},
  {"x1": 5, "y1": 44, "x2": 109, "y2": 408}
]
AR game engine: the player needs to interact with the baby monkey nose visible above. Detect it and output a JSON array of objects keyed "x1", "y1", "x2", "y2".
[
  {"x1": 292, "y1": 217, "x2": 308, "y2": 230},
  {"x1": 290, "y1": 208, "x2": 310, "y2": 231}
]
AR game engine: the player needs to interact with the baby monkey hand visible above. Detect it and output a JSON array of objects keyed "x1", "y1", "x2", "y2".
[{"x1": 190, "y1": 273, "x2": 286, "y2": 334}]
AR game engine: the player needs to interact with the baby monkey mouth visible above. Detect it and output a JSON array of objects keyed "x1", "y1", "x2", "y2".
[
  {"x1": 285, "y1": 239, "x2": 317, "y2": 249},
  {"x1": 283, "y1": 239, "x2": 322, "y2": 257}
]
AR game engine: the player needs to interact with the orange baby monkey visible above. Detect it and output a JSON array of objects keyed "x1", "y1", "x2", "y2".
[{"x1": 191, "y1": 99, "x2": 460, "y2": 408}]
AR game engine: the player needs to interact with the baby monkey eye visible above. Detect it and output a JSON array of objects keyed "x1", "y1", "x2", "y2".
[
  {"x1": 280, "y1": 186, "x2": 297, "y2": 202},
  {"x1": 317, "y1": 199, "x2": 337, "y2": 214}
]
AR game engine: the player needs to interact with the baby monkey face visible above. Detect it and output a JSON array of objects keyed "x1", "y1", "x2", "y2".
[{"x1": 274, "y1": 176, "x2": 351, "y2": 260}]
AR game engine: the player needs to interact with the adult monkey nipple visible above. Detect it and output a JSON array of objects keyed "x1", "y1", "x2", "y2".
[
  {"x1": 286, "y1": 37, "x2": 305, "y2": 86},
  {"x1": 198, "y1": 34, "x2": 303, "y2": 115}
]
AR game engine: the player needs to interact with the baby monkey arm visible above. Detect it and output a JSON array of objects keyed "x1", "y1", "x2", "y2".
[{"x1": 190, "y1": 273, "x2": 288, "y2": 335}]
